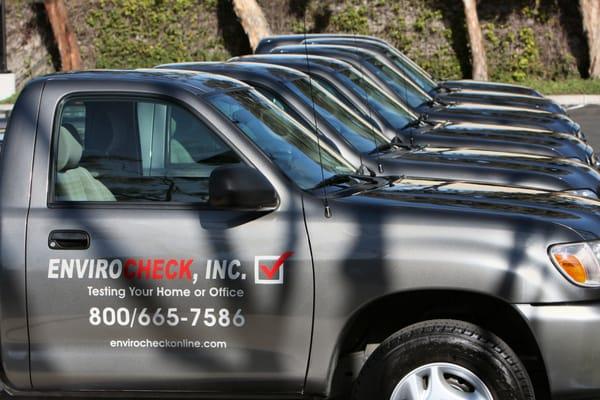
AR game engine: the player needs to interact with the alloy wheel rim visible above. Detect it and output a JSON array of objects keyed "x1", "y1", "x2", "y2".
[{"x1": 389, "y1": 362, "x2": 493, "y2": 400}]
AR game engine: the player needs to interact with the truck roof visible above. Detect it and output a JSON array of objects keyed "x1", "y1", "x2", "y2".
[
  {"x1": 232, "y1": 54, "x2": 352, "y2": 73},
  {"x1": 271, "y1": 44, "x2": 381, "y2": 62},
  {"x1": 37, "y1": 69, "x2": 250, "y2": 96},
  {"x1": 157, "y1": 61, "x2": 307, "y2": 83},
  {"x1": 255, "y1": 33, "x2": 387, "y2": 53}
]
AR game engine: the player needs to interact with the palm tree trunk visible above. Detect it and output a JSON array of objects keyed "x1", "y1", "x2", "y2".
[
  {"x1": 463, "y1": 0, "x2": 488, "y2": 81},
  {"x1": 44, "y1": 0, "x2": 81, "y2": 71},
  {"x1": 580, "y1": 0, "x2": 600, "y2": 78},
  {"x1": 232, "y1": 0, "x2": 272, "y2": 52}
]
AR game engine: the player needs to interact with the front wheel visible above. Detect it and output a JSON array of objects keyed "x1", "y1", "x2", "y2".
[{"x1": 353, "y1": 319, "x2": 535, "y2": 400}]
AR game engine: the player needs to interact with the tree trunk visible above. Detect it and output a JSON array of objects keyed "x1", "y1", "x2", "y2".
[
  {"x1": 580, "y1": 0, "x2": 600, "y2": 78},
  {"x1": 44, "y1": 0, "x2": 81, "y2": 71},
  {"x1": 232, "y1": 0, "x2": 272, "y2": 52},
  {"x1": 462, "y1": 0, "x2": 488, "y2": 81}
]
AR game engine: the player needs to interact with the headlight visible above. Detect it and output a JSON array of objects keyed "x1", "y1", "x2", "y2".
[
  {"x1": 550, "y1": 241, "x2": 600, "y2": 286},
  {"x1": 561, "y1": 189, "x2": 599, "y2": 199}
]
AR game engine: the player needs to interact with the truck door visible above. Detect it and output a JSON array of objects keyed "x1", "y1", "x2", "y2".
[{"x1": 25, "y1": 93, "x2": 314, "y2": 392}]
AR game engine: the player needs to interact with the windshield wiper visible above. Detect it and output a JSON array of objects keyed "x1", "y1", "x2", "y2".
[
  {"x1": 426, "y1": 98, "x2": 455, "y2": 108},
  {"x1": 403, "y1": 113, "x2": 433, "y2": 130},
  {"x1": 435, "y1": 84, "x2": 459, "y2": 94},
  {"x1": 383, "y1": 174, "x2": 402, "y2": 187},
  {"x1": 311, "y1": 174, "x2": 356, "y2": 190},
  {"x1": 369, "y1": 137, "x2": 412, "y2": 154},
  {"x1": 369, "y1": 142, "x2": 398, "y2": 155},
  {"x1": 419, "y1": 113, "x2": 439, "y2": 127},
  {"x1": 403, "y1": 118, "x2": 423, "y2": 130},
  {"x1": 311, "y1": 174, "x2": 378, "y2": 190},
  {"x1": 357, "y1": 164, "x2": 376, "y2": 177}
]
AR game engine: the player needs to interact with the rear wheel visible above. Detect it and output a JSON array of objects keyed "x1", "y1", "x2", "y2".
[{"x1": 353, "y1": 319, "x2": 535, "y2": 400}]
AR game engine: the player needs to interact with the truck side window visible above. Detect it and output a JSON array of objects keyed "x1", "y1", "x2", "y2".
[
  {"x1": 253, "y1": 85, "x2": 313, "y2": 130},
  {"x1": 53, "y1": 98, "x2": 242, "y2": 204},
  {"x1": 312, "y1": 76, "x2": 363, "y2": 116}
]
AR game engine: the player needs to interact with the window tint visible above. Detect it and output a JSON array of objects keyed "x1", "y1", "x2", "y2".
[
  {"x1": 384, "y1": 50, "x2": 436, "y2": 93},
  {"x1": 286, "y1": 78, "x2": 387, "y2": 153},
  {"x1": 208, "y1": 89, "x2": 355, "y2": 190},
  {"x1": 337, "y1": 68, "x2": 417, "y2": 130},
  {"x1": 311, "y1": 76, "x2": 363, "y2": 115},
  {"x1": 254, "y1": 86, "x2": 288, "y2": 112},
  {"x1": 53, "y1": 98, "x2": 242, "y2": 203},
  {"x1": 60, "y1": 102, "x2": 86, "y2": 144},
  {"x1": 253, "y1": 85, "x2": 313, "y2": 130},
  {"x1": 366, "y1": 58, "x2": 431, "y2": 108}
]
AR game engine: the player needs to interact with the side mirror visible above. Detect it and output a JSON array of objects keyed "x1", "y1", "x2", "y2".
[{"x1": 209, "y1": 164, "x2": 279, "y2": 210}]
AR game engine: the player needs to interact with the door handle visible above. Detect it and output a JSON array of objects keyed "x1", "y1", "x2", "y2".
[{"x1": 49, "y1": 230, "x2": 90, "y2": 250}]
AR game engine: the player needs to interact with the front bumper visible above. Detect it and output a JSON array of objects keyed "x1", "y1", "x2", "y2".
[{"x1": 517, "y1": 303, "x2": 600, "y2": 399}]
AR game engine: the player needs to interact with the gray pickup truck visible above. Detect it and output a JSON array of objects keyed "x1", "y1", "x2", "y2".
[
  {"x1": 2, "y1": 69, "x2": 600, "y2": 400},
  {"x1": 159, "y1": 61, "x2": 600, "y2": 198},
  {"x1": 256, "y1": 34, "x2": 565, "y2": 114},
  {"x1": 255, "y1": 34, "x2": 545, "y2": 98}
]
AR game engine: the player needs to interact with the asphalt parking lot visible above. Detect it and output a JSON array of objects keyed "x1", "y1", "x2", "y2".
[
  {"x1": 1, "y1": 104, "x2": 598, "y2": 400},
  {"x1": 568, "y1": 104, "x2": 600, "y2": 148}
]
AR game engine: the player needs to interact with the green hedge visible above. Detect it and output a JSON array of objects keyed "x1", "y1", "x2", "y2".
[
  {"x1": 86, "y1": 0, "x2": 228, "y2": 69},
  {"x1": 522, "y1": 78, "x2": 600, "y2": 95},
  {"x1": 271, "y1": 0, "x2": 586, "y2": 83},
  {"x1": 80, "y1": 0, "x2": 594, "y2": 90}
]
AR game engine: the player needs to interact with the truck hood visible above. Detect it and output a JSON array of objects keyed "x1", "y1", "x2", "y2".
[
  {"x1": 429, "y1": 122, "x2": 584, "y2": 146},
  {"x1": 439, "y1": 79, "x2": 542, "y2": 98},
  {"x1": 376, "y1": 145, "x2": 600, "y2": 194},
  {"x1": 435, "y1": 90, "x2": 564, "y2": 114},
  {"x1": 407, "y1": 122, "x2": 593, "y2": 163},
  {"x1": 337, "y1": 177, "x2": 600, "y2": 239},
  {"x1": 419, "y1": 103, "x2": 581, "y2": 135}
]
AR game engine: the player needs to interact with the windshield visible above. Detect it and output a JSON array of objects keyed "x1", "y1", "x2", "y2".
[
  {"x1": 384, "y1": 50, "x2": 437, "y2": 93},
  {"x1": 365, "y1": 57, "x2": 432, "y2": 108},
  {"x1": 286, "y1": 78, "x2": 388, "y2": 153},
  {"x1": 337, "y1": 67, "x2": 419, "y2": 130},
  {"x1": 208, "y1": 89, "x2": 356, "y2": 190}
]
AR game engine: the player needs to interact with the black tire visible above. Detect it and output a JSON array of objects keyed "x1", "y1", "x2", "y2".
[{"x1": 353, "y1": 319, "x2": 535, "y2": 400}]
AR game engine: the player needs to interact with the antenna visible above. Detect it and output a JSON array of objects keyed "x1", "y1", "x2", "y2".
[
  {"x1": 403, "y1": 63, "x2": 409, "y2": 108},
  {"x1": 302, "y1": 11, "x2": 331, "y2": 218}
]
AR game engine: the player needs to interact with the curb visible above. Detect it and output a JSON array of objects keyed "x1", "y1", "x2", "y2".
[{"x1": 547, "y1": 94, "x2": 600, "y2": 106}]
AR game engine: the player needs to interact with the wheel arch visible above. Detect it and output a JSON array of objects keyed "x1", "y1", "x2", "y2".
[{"x1": 326, "y1": 289, "x2": 550, "y2": 399}]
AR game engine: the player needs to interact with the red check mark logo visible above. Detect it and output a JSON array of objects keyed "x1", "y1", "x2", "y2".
[{"x1": 260, "y1": 251, "x2": 294, "y2": 279}]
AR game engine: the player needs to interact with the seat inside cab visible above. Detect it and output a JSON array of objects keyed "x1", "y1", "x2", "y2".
[
  {"x1": 55, "y1": 126, "x2": 116, "y2": 202},
  {"x1": 55, "y1": 98, "x2": 241, "y2": 203}
]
